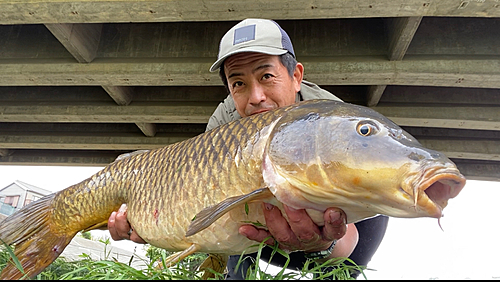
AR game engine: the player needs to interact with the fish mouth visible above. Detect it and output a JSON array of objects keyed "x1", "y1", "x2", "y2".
[{"x1": 417, "y1": 170, "x2": 466, "y2": 218}]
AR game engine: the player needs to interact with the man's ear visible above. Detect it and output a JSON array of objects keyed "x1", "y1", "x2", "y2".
[{"x1": 293, "y1": 63, "x2": 304, "y2": 93}]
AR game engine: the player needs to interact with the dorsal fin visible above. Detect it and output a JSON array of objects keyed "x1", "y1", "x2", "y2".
[{"x1": 114, "y1": 149, "x2": 150, "y2": 162}]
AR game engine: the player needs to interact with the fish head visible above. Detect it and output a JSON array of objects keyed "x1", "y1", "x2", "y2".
[{"x1": 262, "y1": 100, "x2": 466, "y2": 224}]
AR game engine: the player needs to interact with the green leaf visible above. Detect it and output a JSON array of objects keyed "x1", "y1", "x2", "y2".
[
  {"x1": 1, "y1": 239, "x2": 26, "y2": 278},
  {"x1": 245, "y1": 202, "x2": 249, "y2": 215},
  {"x1": 241, "y1": 220, "x2": 266, "y2": 227}
]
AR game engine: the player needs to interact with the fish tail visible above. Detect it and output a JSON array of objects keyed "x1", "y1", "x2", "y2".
[{"x1": 0, "y1": 194, "x2": 75, "y2": 279}]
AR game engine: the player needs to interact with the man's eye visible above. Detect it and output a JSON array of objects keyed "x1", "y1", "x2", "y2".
[
  {"x1": 232, "y1": 81, "x2": 243, "y2": 88},
  {"x1": 262, "y1": 73, "x2": 273, "y2": 80}
]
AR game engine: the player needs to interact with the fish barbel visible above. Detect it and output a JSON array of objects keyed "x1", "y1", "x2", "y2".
[{"x1": 0, "y1": 99, "x2": 466, "y2": 279}]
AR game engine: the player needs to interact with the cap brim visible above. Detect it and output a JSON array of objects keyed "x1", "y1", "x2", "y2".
[{"x1": 209, "y1": 46, "x2": 288, "y2": 72}]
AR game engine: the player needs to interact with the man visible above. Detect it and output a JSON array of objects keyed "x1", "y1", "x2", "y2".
[{"x1": 108, "y1": 18, "x2": 389, "y2": 279}]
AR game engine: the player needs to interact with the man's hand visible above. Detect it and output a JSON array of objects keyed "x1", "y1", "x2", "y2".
[
  {"x1": 238, "y1": 203, "x2": 358, "y2": 258},
  {"x1": 108, "y1": 204, "x2": 146, "y2": 244}
]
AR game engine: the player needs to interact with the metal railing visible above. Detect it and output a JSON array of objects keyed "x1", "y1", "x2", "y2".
[{"x1": 0, "y1": 202, "x2": 19, "y2": 216}]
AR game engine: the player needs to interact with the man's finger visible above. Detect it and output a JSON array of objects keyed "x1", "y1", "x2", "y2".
[
  {"x1": 283, "y1": 204, "x2": 321, "y2": 243},
  {"x1": 262, "y1": 203, "x2": 301, "y2": 249},
  {"x1": 114, "y1": 204, "x2": 132, "y2": 239},
  {"x1": 129, "y1": 230, "x2": 147, "y2": 244},
  {"x1": 321, "y1": 208, "x2": 347, "y2": 241},
  {"x1": 108, "y1": 211, "x2": 122, "y2": 241},
  {"x1": 238, "y1": 225, "x2": 275, "y2": 245}
]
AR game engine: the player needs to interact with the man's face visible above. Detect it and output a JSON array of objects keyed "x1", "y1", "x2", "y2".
[{"x1": 224, "y1": 52, "x2": 303, "y2": 117}]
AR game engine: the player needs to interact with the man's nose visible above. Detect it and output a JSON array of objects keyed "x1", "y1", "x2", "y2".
[{"x1": 248, "y1": 83, "x2": 266, "y2": 104}]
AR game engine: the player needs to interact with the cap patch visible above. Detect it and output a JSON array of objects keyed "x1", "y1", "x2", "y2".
[{"x1": 233, "y1": 24, "x2": 256, "y2": 45}]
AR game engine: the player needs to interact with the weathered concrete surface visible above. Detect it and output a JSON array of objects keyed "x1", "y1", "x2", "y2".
[
  {"x1": 0, "y1": 103, "x2": 217, "y2": 123},
  {"x1": 1, "y1": 0, "x2": 499, "y2": 24},
  {"x1": 1, "y1": 57, "x2": 499, "y2": 87}
]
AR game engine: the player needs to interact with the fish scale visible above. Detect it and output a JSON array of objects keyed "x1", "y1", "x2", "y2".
[
  {"x1": 0, "y1": 100, "x2": 466, "y2": 279},
  {"x1": 121, "y1": 111, "x2": 275, "y2": 253}
]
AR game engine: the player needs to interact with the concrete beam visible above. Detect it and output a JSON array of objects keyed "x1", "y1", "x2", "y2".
[
  {"x1": 0, "y1": 103, "x2": 498, "y2": 130},
  {"x1": 0, "y1": 103, "x2": 217, "y2": 124},
  {"x1": 135, "y1": 122, "x2": 157, "y2": 137},
  {"x1": 304, "y1": 57, "x2": 500, "y2": 88},
  {"x1": 387, "y1": 17, "x2": 423, "y2": 61},
  {"x1": 1, "y1": 1, "x2": 499, "y2": 24},
  {"x1": 102, "y1": 86, "x2": 134, "y2": 106},
  {"x1": 101, "y1": 86, "x2": 157, "y2": 136},
  {"x1": 368, "y1": 17, "x2": 421, "y2": 106},
  {"x1": 0, "y1": 58, "x2": 216, "y2": 86},
  {"x1": 0, "y1": 150, "x2": 120, "y2": 166},
  {"x1": 0, "y1": 120, "x2": 207, "y2": 135},
  {"x1": 453, "y1": 159, "x2": 500, "y2": 182},
  {"x1": 45, "y1": 23, "x2": 102, "y2": 63},
  {"x1": 373, "y1": 106, "x2": 500, "y2": 131},
  {"x1": 367, "y1": 85, "x2": 387, "y2": 107},
  {"x1": 0, "y1": 134, "x2": 193, "y2": 150},
  {"x1": 419, "y1": 139, "x2": 500, "y2": 161},
  {"x1": 1, "y1": 57, "x2": 500, "y2": 88}
]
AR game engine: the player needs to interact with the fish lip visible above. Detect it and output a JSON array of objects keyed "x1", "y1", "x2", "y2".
[{"x1": 417, "y1": 169, "x2": 466, "y2": 218}]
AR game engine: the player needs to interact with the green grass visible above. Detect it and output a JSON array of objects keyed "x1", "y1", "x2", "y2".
[{"x1": 0, "y1": 237, "x2": 365, "y2": 280}]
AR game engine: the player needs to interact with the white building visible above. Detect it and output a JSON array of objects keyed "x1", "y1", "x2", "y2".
[{"x1": 0, "y1": 180, "x2": 52, "y2": 218}]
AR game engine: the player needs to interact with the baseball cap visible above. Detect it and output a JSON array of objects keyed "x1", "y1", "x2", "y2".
[{"x1": 209, "y1": 18, "x2": 295, "y2": 72}]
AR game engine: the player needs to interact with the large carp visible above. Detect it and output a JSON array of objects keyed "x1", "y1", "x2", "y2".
[{"x1": 0, "y1": 99, "x2": 466, "y2": 279}]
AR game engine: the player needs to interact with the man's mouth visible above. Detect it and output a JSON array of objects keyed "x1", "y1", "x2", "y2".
[
  {"x1": 251, "y1": 110, "x2": 268, "y2": 115},
  {"x1": 249, "y1": 107, "x2": 275, "y2": 116}
]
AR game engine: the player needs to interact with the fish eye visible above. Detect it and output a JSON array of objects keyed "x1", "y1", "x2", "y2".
[{"x1": 356, "y1": 122, "x2": 378, "y2": 137}]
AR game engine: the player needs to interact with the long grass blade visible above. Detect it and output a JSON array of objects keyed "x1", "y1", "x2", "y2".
[{"x1": 0, "y1": 239, "x2": 27, "y2": 278}]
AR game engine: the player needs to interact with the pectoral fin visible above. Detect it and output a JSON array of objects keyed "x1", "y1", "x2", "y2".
[
  {"x1": 186, "y1": 187, "x2": 273, "y2": 237},
  {"x1": 81, "y1": 220, "x2": 109, "y2": 232}
]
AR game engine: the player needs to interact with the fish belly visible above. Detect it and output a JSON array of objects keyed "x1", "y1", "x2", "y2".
[{"x1": 129, "y1": 201, "x2": 267, "y2": 254}]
